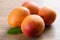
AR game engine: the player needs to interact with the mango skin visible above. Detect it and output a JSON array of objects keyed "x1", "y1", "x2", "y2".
[
  {"x1": 22, "y1": 0, "x2": 40, "y2": 14},
  {"x1": 21, "y1": 15, "x2": 45, "y2": 37},
  {"x1": 38, "y1": 7, "x2": 56, "y2": 25},
  {"x1": 8, "y1": 7, "x2": 30, "y2": 28}
]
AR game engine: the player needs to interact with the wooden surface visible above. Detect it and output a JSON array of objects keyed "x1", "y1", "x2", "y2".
[{"x1": 0, "y1": 0, "x2": 60, "y2": 40}]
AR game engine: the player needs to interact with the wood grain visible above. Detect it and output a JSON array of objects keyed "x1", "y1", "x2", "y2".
[{"x1": 0, "y1": 0, "x2": 60, "y2": 40}]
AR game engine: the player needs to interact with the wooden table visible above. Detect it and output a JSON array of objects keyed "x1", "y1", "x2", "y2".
[{"x1": 0, "y1": 0, "x2": 60, "y2": 40}]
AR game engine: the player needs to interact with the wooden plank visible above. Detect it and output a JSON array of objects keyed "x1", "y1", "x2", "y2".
[{"x1": 0, "y1": 0, "x2": 60, "y2": 40}]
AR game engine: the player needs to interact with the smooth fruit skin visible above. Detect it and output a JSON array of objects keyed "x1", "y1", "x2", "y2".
[
  {"x1": 38, "y1": 7, "x2": 56, "y2": 25},
  {"x1": 21, "y1": 15, "x2": 45, "y2": 37},
  {"x1": 22, "y1": 0, "x2": 40, "y2": 14},
  {"x1": 8, "y1": 7, "x2": 30, "y2": 28}
]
